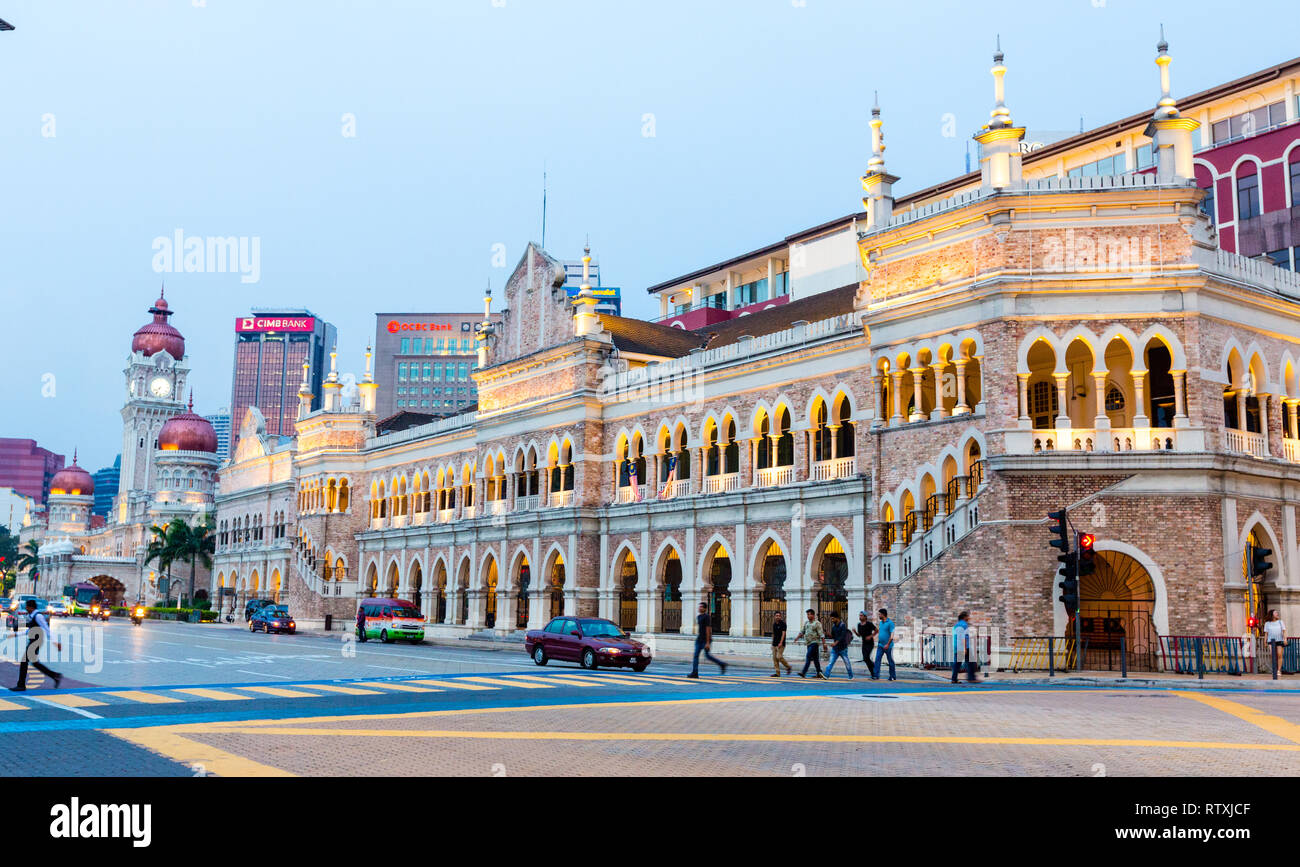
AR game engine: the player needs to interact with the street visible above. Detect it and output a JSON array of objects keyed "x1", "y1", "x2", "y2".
[{"x1": 0, "y1": 619, "x2": 1297, "y2": 777}]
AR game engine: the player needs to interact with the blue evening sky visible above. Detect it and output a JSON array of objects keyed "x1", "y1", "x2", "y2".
[{"x1": 1, "y1": 0, "x2": 1296, "y2": 470}]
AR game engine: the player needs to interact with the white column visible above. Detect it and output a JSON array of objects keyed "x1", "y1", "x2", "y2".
[
  {"x1": 1132, "y1": 370, "x2": 1149, "y2": 428},
  {"x1": 930, "y1": 361, "x2": 950, "y2": 419},
  {"x1": 890, "y1": 371, "x2": 905, "y2": 426},
  {"x1": 909, "y1": 368, "x2": 926, "y2": 423},
  {"x1": 1053, "y1": 374, "x2": 1070, "y2": 431},
  {"x1": 954, "y1": 361, "x2": 970, "y2": 415},
  {"x1": 1017, "y1": 373, "x2": 1031, "y2": 428},
  {"x1": 1173, "y1": 370, "x2": 1189, "y2": 428}
]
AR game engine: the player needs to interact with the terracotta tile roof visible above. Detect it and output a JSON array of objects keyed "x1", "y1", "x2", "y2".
[
  {"x1": 691, "y1": 284, "x2": 858, "y2": 348},
  {"x1": 598, "y1": 314, "x2": 708, "y2": 358}
]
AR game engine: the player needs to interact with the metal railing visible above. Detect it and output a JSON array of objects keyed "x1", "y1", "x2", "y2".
[
  {"x1": 920, "y1": 630, "x2": 993, "y2": 671},
  {"x1": 1008, "y1": 636, "x2": 1076, "y2": 673},
  {"x1": 1159, "y1": 635, "x2": 1255, "y2": 676},
  {"x1": 550, "y1": 489, "x2": 573, "y2": 507},
  {"x1": 615, "y1": 485, "x2": 648, "y2": 503}
]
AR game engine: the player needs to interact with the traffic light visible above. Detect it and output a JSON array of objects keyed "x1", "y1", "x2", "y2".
[
  {"x1": 1249, "y1": 544, "x2": 1273, "y2": 580},
  {"x1": 1047, "y1": 510, "x2": 1069, "y2": 553},
  {"x1": 1077, "y1": 533, "x2": 1096, "y2": 578}
]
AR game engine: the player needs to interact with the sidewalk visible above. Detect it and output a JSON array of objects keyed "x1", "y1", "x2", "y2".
[{"x1": 912, "y1": 667, "x2": 1300, "y2": 690}]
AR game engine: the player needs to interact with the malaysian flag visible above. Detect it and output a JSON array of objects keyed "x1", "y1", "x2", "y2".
[
  {"x1": 626, "y1": 459, "x2": 642, "y2": 502},
  {"x1": 658, "y1": 454, "x2": 678, "y2": 500}
]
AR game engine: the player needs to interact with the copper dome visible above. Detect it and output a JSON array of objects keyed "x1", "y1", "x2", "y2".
[
  {"x1": 132, "y1": 292, "x2": 186, "y2": 359},
  {"x1": 159, "y1": 398, "x2": 218, "y2": 453},
  {"x1": 50, "y1": 455, "x2": 94, "y2": 497}
]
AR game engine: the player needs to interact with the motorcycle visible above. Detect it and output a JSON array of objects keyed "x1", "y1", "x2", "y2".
[
  {"x1": 89, "y1": 602, "x2": 111, "y2": 623},
  {"x1": 130, "y1": 604, "x2": 146, "y2": 626}
]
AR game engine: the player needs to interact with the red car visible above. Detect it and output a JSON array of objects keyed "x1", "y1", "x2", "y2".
[{"x1": 525, "y1": 616, "x2": 652, "y2": 671}]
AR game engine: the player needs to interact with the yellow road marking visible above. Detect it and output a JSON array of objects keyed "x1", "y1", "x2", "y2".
[
  {"x1": 355, "y1": 682, "x2": 440, "y2": 693},
  {"x1": 175, "y1": 688, "x2": 253, "y2": 702},
  {"x1": 458, "y1": 677, "x2": 552, "y2": 689},
  {"x1": 37, "y1": 694, "x2": 107, "y2": 708},
  {"x1": 506, "y1": 674, "x2": 622, "y2": 688},
  {"x1": 239, "y1": 686, "x2": 323, "y2": 699},
  {"x1": 109, "y1": 728, "x2": 295, "y2": 777},
  {"x1": 180, "y1": 726, "x2": 1300, "y2": 753},
  {"x1": 547, "y1": 674, "x2": 648, "y2": 686},
  {"x1": 298, "y1": 683, "x2": 383, "y2": 696},
  {"x1": 104, "y1": 690, "x2": 183, "y2": 705},
  {"x1": 404, "y1": 679, "x2": 497, "y2": 691},
  {"x1": 1176, "y1": 691, "x2": 1300, "y2": 744},
  {"x1": 0, "y1": 699, "x2": 28, "y2": 712}
]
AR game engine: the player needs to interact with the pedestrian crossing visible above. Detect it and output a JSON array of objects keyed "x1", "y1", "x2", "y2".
[{"x1": 0, "y1": 669, "x2": 866, "y2": 712}]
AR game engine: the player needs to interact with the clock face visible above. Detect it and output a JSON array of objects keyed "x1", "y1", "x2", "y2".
[{"x1": 150, "y1": 377, "x2": 172, "y2": 398}]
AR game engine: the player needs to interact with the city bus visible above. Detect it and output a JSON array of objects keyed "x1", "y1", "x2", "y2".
[{"x1": 65, "y1": 582, "x2": 106, "y2": 617}]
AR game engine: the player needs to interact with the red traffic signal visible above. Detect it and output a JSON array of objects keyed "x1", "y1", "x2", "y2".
[
  {"x1": 1247, "y1": 616, "x2": 1259, "y2": 629},
  {"x1": 1078, "y1": 533, "x2": 1095, "y2": 551}
]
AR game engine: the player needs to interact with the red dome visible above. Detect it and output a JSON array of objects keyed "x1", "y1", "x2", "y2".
[
  {"x1": 132, "y1": 293, "x2": 186, "y2": 359},
  {"x1": 50, "y1": 460, "x2": 94, "y2": 497},
  {"x1": 159, "y1": 406, "x2": 218, "y2": 453}
]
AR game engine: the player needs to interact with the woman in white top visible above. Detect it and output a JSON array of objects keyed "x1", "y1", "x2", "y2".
[{"x1": 1263, "y1": 610, "x2": 1287, "y2": 680}]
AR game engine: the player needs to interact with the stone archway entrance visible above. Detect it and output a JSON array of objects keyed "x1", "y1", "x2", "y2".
[
  {"x1": 90, "y1": 575, "x2": 126, "y2": 607},
  {"x1": 1079, "y1": 550, "x2": 1159, "y2": 672}
]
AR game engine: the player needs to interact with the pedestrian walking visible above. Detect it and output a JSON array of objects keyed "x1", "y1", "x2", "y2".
[
  {"x1": 1264, "y1": 609, "x2": 1287, "y2": 680},
  {"x1": 688, "y1": 602, "x2": 727, "y2": 678},
  {"x1": 356, "y1": 604, "x2": 368, "y2": 643},
  {"x1": 951, "y1": 610, "x2": 978, "y2": 683},
  {"x1": 770, "y1": 610, "x2": 794, "y2": 677},
  {"x1": 872, "y1": 607, "x2": 897, "y2": 681},
  {"x1": 825, "y1": 613, "x2": 854, "y2": 679},
  {"x1": 856, "y1": 611, "x2": 876, "y2": 668},
  {"x1": 10, "y1": 600, "x2": 62, "y2": 692},
  {"x1": 797, "y1": 608, "x2": 827, "y2": 679}
]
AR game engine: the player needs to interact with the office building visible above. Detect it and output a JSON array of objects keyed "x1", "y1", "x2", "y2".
[
  {"x1": 373, "y1": 312, "x2": 499, "y2": 420},
  {"x1": 0, "y1": 438, "x2": 64, "y2": 506},
  {"x1": 231, "y1": 310, "x2": 336, "y2": 446}
]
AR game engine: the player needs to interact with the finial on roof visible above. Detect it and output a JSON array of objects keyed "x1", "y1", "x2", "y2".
[
  {"x1": 988, "y1": 37, "x2": 1012, "y2": 128},
  {"x1": 188, "y1": 390, "x2": 193, "y2": 412},
  {"x1": 866, "y1": 94, "x2": 887, "y2": 174},
  {"x1": 73, "y1": 448, "x2": 78, "y2": 465},
  {"x1": 994, "y1": 34, "x2": 1003, "y2": 63},
  {"x1": 1153, "y1": 26, "x2": 1179, "y2": 119},
  {"x1": 1157, "y1": 23, "x2": 1167, "y2": 53}
]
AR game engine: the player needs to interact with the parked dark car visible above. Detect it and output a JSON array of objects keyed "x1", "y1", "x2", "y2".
[
  {"x1": 244, "y1": 599, "x2": 276, "y2": 621},
  {"x1": 250, "y1": 605, "x2": 296, "y2": 635},
  {"x1": 524, "y1": 616, "x2": 652, "y2": 671}
]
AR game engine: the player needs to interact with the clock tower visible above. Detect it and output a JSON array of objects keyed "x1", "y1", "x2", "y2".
[{"x1": 116, "y1": 290, "x2": 190, "y2": 523}]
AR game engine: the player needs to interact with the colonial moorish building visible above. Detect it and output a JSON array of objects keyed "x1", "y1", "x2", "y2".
[{"x1": 214, "y1": 42, "x2": 1300, "y2": 669}]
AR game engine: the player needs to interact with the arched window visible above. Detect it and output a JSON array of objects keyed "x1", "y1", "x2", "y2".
[{"x1": 1030, "y1": 380, "x2": 1058, "y2": 428}]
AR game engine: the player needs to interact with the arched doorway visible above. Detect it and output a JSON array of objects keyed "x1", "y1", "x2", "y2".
[
  {"x1": 457, "y1": 559, "x2": 470, "y2": 625},
  {"x1": 757, "y1": 540, "x2": 787, "y2": 637},
  {"x1": 515, "y1": 554, "x2": 531, "y2": 630},
  {"x1": 483, "y1": 556, "x2": 499, "y2": 628},
  {"x1": 660, "y1": 548, "x2": 683, "y2": 633},
  {"x1": 270, "y1": 569, "x2": 282, "y2": 604},
  {"x1": 386, "y1": 562, "x2": 400, "y2": 598},
  {"x1": 1079, "y1": 549, "x2": 1158, "y2": 672},
  {"x1": 90, "y1": 575, "x2": 126, "y2": 607},
  {"x1": 548, "y1": 553, "x2": 565, "y2": 620},
  {"x1": 617, "y1": 550, "x2": 638, "y2": 631},
  {"x1": 410, "y1": 561, "x2": 423, "y2": 611},
  {"x1": 434, "y1": 560, "x2": 448, "y2": 624},
  {"x1": 366, "y1": 563, "x2": 379, "y2": 597},
  {"x1": 704, "y1": 544, "x2": 732, "y2": 635},
  {"x1": 813, "y1": 536, "x2": 849, "y2": 633}
]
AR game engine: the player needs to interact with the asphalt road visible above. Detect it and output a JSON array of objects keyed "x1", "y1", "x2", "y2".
[{"x1": 1, "y1": 619, "x2": 1297, "y2": 777}]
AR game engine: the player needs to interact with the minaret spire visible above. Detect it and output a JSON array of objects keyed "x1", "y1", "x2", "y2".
[
  {"x1": 1144, "y1": 27, "x2": 1200, "y2": 183},
  {"x1": 861, "y1": 93, "x2": 899, "y2": 231},
  {"x1": 972, "y1": 38, "x2": 1027, "y2": 190}
]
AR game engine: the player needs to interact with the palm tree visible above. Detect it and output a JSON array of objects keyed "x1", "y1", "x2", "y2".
[
  {"x1": 14, "y1": 539, "x2": 39, "y2": 593},
  {"x1": 168, "y1": 516, "x2": 215, "y2": 608},
  {"x1": 143, "y1": 524, "x2": 175, "y2": 605}
]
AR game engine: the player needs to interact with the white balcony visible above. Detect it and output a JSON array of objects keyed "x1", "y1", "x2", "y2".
[
  {"x1": 665, "y1": 479, "x2": 692, "y2": 499},
  {"x1": 1024, "y1": 427, "x2": 1180, "y2": 454},
  {"x1": 1225, "y1": 428, "x2": 1267, "y2": 458},
  {"x1": 488, "y1": 500, "x2": 507, "y2": 517},
  {"x1": 438, "y1": 508, "x2": 456, "y2": 523},
  {"x1": 615, "y1": 485, "x2": 648, "y2": 504},
  {"x1": 517, "y1": 495, "x2": 540, "y2": 512},
  {"x1": 412, "y1": 511, "x2": 429, "y2": 525},
  {"x1": 462, "y1": 505, "x2": 476, "y2": 520},
  {"x1": 1286, "y1": 439, "x2": 1300, "y2": 463},
  {"x1": 701, "y1": 473, "x2": 741, "y2": 494},
  {"x1": 550, "y1": 489, "x2": 573, "y2": 507},
  {"x1": 755, "y1": 465, "x2": 794, "y2": 488},
  {"x1": 811, "y1": 456, "x2": 856, "y2": 481}
]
